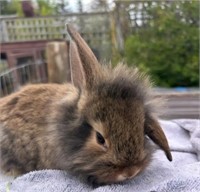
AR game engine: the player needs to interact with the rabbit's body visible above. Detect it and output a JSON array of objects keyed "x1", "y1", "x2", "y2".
[
  {"x1": 0, "y1": 84, "x2": 78, "y2": 175},
  {"x1": 0, "y1": 25, "x2": 172, "y2": 186}
]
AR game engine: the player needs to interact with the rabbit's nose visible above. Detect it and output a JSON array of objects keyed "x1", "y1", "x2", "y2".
[
  {"x1": 117, "y1": 174, "x2": 127, "y2": 181},
  {"x1": 117, "y1": 167, "x2": 141, "y2": 181}
]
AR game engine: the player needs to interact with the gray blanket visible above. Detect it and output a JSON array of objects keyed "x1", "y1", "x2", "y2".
[{"x1": 0, "y1": 119, "x2": 200, "y2": 192}]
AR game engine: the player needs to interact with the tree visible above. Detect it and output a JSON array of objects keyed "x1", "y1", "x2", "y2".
[
  {"x1": 53, "y1": 0, "x2": 71, "y2": 14},
  {"x1": 0, "y1": 0, "x2": 23, "y2": 16},
  {"x1": 124, "y1": 1, "x2": 199, "y2": 87},
  {"x1": 0, "y1": 0, "x2": 71, "y2": 16},
  {"x1": 36, "y1": 0, "x2": 56, "y2": 16},
  {"x1": 77, "y1": 0, "x2": 83, "y2": 13},
  {"x1": 90, "y1": 0, "x2": 109, "y2": 12}
]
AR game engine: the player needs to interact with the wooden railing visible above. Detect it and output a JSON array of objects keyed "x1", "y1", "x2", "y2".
[
  {"x1": 155, "y1": 92, "x2": 200, "y2": 119},
  {"x1": 0, "y1": 60, "x2": 47, "y2": 97},
  {"x1": 0, "y1": 12, "x2": 110, "y2": 41},
  {"x1": 0, "y1": 12, "x2": 112, "y2": 61}
]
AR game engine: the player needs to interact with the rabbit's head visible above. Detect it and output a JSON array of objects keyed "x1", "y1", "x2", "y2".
[{"x1": 56, "y1": 25, "x2": 172, "y2": 186}]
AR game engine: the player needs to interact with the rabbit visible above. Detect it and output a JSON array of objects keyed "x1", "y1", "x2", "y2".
[{"x1": 0, "y1": 24, "x2": 172, "y2": 186}]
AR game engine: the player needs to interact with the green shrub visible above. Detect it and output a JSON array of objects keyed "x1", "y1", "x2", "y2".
[{"x1": 125, "y1": 1, "x2": 199, "y2": 87}]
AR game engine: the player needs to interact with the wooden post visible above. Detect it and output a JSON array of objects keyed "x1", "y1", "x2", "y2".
[
  {"x1": 1, "y1": 20, "x2": 9, "y2": 42},
  {"x1": 114, "y1": 2, "x2": 124, "y2": 53},
  {"x1": 46, "y1": 41, "x2": 86, "y2": 87},
  {"x1": 46, "y1": 41, "x2": 71, "y2": 84}
]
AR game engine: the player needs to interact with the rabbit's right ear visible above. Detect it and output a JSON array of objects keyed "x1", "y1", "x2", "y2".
[
  {"x1": 66, "y1": 24, "x2": 103, "y2": 90},
  {"x1": 145, "y1": 115, "x2": 172, "y2": 161}
]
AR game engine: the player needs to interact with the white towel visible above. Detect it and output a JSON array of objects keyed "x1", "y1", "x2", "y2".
[{"x1": 0, "y1": 119, "x2": 200, "y2": 192}]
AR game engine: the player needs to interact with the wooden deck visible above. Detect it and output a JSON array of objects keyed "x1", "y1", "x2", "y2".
[{"x1": 155, "y1": 92, "x2": 199, "y2": 120}]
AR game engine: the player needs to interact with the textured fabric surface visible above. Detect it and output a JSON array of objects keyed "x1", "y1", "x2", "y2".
[{"x1": 0, "y1": 119, "x2": 199, "y2": 192}]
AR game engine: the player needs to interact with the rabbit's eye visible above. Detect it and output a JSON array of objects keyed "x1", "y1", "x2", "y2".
[{"x1": 96, "y1": 132, "x2": 105, "y2": 145}]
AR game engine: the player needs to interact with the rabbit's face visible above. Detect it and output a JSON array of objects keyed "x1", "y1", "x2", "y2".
[
  {"x1": 79, "y1": 95, "x2": 151, "y2": 185},
  {"x1": 56, "y1": 67, "x2": 171, "y2": 186}
]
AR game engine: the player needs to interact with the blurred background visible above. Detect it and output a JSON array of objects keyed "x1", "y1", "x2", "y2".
[{"x1": 0, "y1": 0, "x2": 199, "y2": 119}]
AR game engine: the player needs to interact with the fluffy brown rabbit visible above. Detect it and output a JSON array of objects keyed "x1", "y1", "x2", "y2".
[{"x1": 0, "y1": 25, "x2": 172, "y2": 186}]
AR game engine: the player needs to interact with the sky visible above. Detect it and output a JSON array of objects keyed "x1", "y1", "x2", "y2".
[
  {"x1": 69, "y1": 0, "x2": 114, "y2": 12},
  {"x1": 31, "y1": 0, "x2": 114, "y2": 13},
  {"x1": 69, "y1": 0, "x2": 93, "y2": 12},
  {"x1": 31, "y1": 0, "x2": 93, "y2": 12}
]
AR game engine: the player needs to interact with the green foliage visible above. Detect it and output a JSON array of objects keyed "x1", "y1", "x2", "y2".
[
  {"x1": 0, "y1": 0, "x2": 70, "y2": 16},
  {"x1": 52, "y1": 0, "x2": 71, "y2": 14},
  {"x1": 36, "y1": 0, "x2": 56, "y2": 16},
  {"x1": 0, "y1": 0, "x2": 23, "y2": 16},
  {"x1": 125, "y1": 1, "x2": 199, "y2": 87},
  {"x1": 0, "y1": 1, "x2": 16, "y2": 15}
]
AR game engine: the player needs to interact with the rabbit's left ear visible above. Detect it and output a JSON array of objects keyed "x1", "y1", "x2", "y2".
[
  {"x1": 145, "y1": 115, "x2": 172, "y2": 161},
  {"x1": 66, "y1": 24, "x2": 103, "y2": 90},
  {"x1": 68, "y1": 40, "x2": 86, "y2": 88}
]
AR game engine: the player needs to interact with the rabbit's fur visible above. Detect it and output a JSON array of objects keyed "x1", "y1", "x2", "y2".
[{"x1": 0, "y1": 25, "x2": 172, "y2": 186}]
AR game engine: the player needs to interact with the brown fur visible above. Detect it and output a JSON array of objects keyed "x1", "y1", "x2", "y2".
[{"x1": 0, "y1": 25, "x2": 172, "y2": 186}]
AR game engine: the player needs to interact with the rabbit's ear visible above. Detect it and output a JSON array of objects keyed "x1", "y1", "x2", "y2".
[
  {"x1": 67, "y1": 24, "x2": 103, "y2": 90},
  {"x1": 145, "y1": 115, "x2": 172, "y2": 161},
  {"x1": 68, "y1": 40, "x2": 86, "y2": 88}
]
